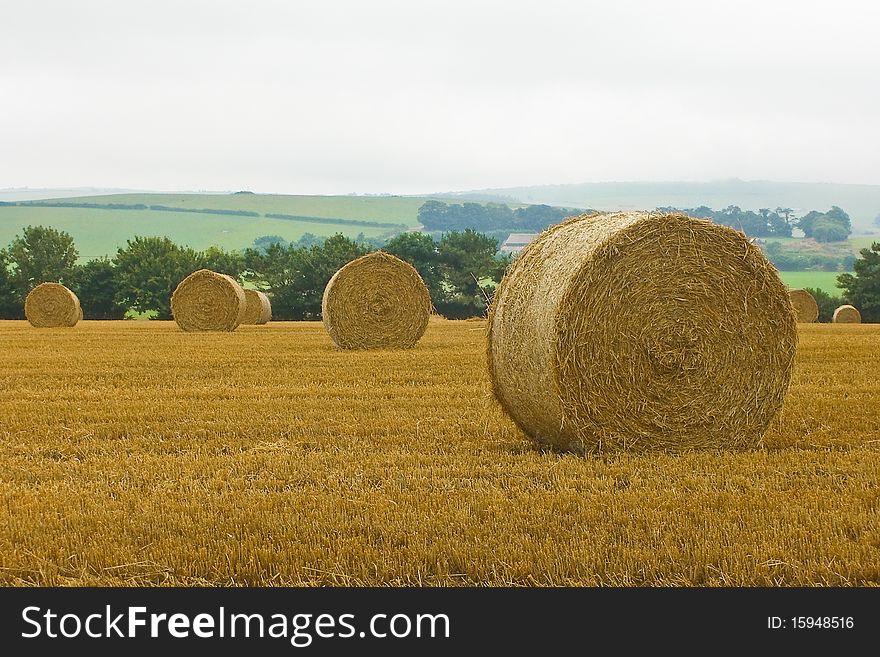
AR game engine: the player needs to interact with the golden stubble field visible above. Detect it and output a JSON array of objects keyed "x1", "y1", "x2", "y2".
[{"x1": 0, "y1": 318, "x2": 878, "y2": 586}]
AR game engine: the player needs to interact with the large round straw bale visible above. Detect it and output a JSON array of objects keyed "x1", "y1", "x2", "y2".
[
  {"x1": 789, "y1": 288, "x2": 818, "y2": 323},
  {"x1": 488, "y1": 211, "x2": 798, "y2": 454},
  {"x1": 322, "y1": 251, "x2": 431, "y2": 350},
  {"x1": 241, "y1": 289, "x2": 272, "y2": 325},
  {"x1": 832, "y1": 304, "x2": 861, "y2": 323},
  {"x1": 24, "y1": 283, "x2": 81, "y2": 327},
  {"x1": 171, "y1": 269, "x2": 246, "y2": 332}
]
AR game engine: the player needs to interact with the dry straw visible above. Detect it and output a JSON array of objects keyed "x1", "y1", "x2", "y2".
[
  {"x1": 487, "y1": 211, "x2": 798, "y2": 454},
  {"x1": 322, "y1": 251, "x2": 431, "y2": 350},
  {"x1": 171, "y1": 269, "x2": 246, "y2": 332},
  {"x1": 241, "y1": 289, "x2": 272, "y2": 325},
  {"x1": 24, "y1": 282, "x2": 81, "y2": 328},
  {"x1": 789, "y1": 288, "x2": 819, "y2": 323},
  {"x1": 832, "y1": 304, "x2": 861, "y2": 324}
]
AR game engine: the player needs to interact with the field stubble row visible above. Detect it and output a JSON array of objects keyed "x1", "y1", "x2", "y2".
[{"x1": 0, "y1": 319, "x2": 878, "y2": 586}]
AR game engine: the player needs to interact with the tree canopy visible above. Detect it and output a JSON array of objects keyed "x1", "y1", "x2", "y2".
[
  {"x1": 7, "y1": 225, "x2": 79, "y2": 297},
  {"x1": 112, "y1": 236, "x2": 201, "y2": 319},
  {"x1": 837, "y1": 242, "x2": 880, "y2": 322}
]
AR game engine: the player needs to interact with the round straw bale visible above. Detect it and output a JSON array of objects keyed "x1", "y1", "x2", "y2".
[
  {"x1": 788, "y1": 288, "x2": 818, "y2": 323},
  {"x1": 241, "y1": 288, "x2": 272, "y2": 325},
  {"x1": 832, "y1": 304, "x2": 861, "y2": 324},
  {"x1": 24, "y1": 282, "x2": 81, "y2": 327},
  {"x1": 322, "y1": 251, "x2": 431, "y2": 349},
  {"x1": 487, "y1": 211, "x2": 798, "y2": 454},
  {"x1": 171, "y1": 269, "x2": 246, "y2": 332}
]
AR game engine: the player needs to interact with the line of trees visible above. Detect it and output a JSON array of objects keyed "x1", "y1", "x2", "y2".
[
  {"x1": 2, "y1": 225, "x2": 877, "y2": 322},
  {"x1": 662, "y1": 205, "x2": 853, "y2": 242},
  {"x1": 420, "y1": 201, "x2": 856, "y2": 243},
  {"x1": 663, "y1": 205, "x2": 795, "y2": 237},
  {"x1": 0, "y1": 226, "x2": 512, "y2": 321},
  {"x1": 417, "y1": 200, "x2": 582, "y2": 232}
]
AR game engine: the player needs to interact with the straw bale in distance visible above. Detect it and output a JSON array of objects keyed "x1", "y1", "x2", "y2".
[
  {"x1": 789, "y1": 288, "x2": 819, "y2": 323},
  {"x1": 171, "y1": 269, "x2": 246, "y2": 332},
  {"x1": 832, "y1": 304, "x2": 861, "y2": 324},
  {"x1": 241, "y1": 289, "x2": 272, "y2": 325},
  {"x1": 322, "y1": 251, "x2": 431, "y2": 349},
  {"x1": 487, "y1": 211, "x2": 798, "y2": 454},
  {"x1": 24, "y1": 282, "x2": 81, "y2": 328}
]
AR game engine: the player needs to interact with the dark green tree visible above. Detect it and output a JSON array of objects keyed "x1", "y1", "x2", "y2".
[
  {"x1": 299, "y1": 234, "x2": 368, "y2": 318},
  {"x1": 295, "y1": 233, "x2": 322, "y2": 248},
  {"x1": 244, "y1": 234, "x2": 367, "y2": 319},
  {"x1": 0, "y1": 249, "x2": 23, "y2": 319},
  {"x1": 796, "y1": 210, "x2": 824, "y2": 238},
  {"x1": 68, "y1": 258, "x2": 127, "y2": 320},
  {"x1": 803, "y1": 287, "x2": 845, "y2": 323},
  {"x1": 812, "y1": 219, "x2": 849, "y2": 243},
  {"x1": 825, "y1": 206, "x2": 852, "y2": 233},
  {"x1": 512, "y1": 204, "x2": 571, "y2": 230},
  {"x1": 837, "y1": 242, "x2": 880, "y2": 322},
  {"x1": 383, "y1": 232, "x2": 442, "y2": 303},
  {"x1": 113, "y1": 236, "x2": 200, "y2": 319},
  {"x1": 488, "y1": 252, "x2": 512, "y2": 284},
  {"x1": 798, "y1": 207, "x2": 851, "y2": 242},
  {"x1": 199, "y1": 246, "x2": 245, "y2": 278},
  {"x1": 241, "y1": 242, "x2": 296, "y2": 315},
  {"x1": 775, "y1": 207, "x2": 795, "y2": 224},
  {"x1": 416, "y1": 200, "x2": 449, "y2": 230},
  {"x1": 436, "y1": 229, "x2": 502, "y2": 318},
  {"x1": 253, "y1": 235, "x2": 289, "y2": 253},
  {"x1": 7, "y1": 225, "x2": 78, "y2": 297}
]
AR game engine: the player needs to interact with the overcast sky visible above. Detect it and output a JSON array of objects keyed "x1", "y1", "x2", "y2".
[{"x1": 2, "y1": 0, "x2": 879, "y2": 194}]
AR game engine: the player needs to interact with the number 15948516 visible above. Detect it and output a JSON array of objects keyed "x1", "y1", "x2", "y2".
[{"x1": 768, "y1": 616, "x2": 854, "y2": 629}]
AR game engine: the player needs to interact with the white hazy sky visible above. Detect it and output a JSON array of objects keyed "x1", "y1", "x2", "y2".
[{"x1": 2, "y1": 0, "x2": 879, "y2": 194}]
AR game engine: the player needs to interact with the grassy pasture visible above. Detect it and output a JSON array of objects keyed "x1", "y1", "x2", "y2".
[
  {"x1": 778, "y1": 271, "x2": 846, "y2": 295},
  {"x1": 0, "y1": 205, "x2": 394, "y2": 260},
  {"x1": 0, "y1": 192, "x2": 430, "y2": 260},
  {"x1": 38, "y1": 193, "x2": 427, "y2": 225},
  {"x1": 0, "y1": 320, "x2": 878, "y2": 586}
]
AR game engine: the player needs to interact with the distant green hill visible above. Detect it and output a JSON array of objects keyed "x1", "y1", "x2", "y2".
[
  {"x1": 449, "y1": 179, "x2": 880, "y2": 234},
  {"x1": 2, "y1": 187, "x2": 877, "y2": 271},
  {"x1": 60, "y1": 192, "x2": 428, "y2": 224},
  {"x1": 0, "y1": 192, "x2": 430, "y2": 259}
]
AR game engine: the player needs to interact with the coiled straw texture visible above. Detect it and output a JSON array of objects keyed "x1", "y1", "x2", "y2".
[
  {"x1": 832, "y1": 304, "x2": 861, "y2": 323},
  {"x1": 789, "y1": 288, "x2": 819, "y2": 323},
  {"x1": 488, "y1": 211, "x2": 798, "y2": 454},
  {"x1": 25, "y1": 283, "x2": 81, "y2": 328},
  {"x1": 322, "y1": 251, "x2": 431, "y2": 350},
  {"x1": 241, "y1": 289, "x2": 272, "y2": 325},
  {"x1": 171, "y1": 269, "x2": 246, "y2": 332}
]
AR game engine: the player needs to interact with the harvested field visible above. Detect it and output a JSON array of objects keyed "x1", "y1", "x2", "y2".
[{"x1": 0, "y1": 320, "x2": 878, "y2": 586}]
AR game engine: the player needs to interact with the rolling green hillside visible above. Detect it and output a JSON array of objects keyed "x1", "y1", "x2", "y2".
[
  {"x1": 0, "y1": 206, "x2": 397, "y2": 259},
  {"x1": 60, "y1": 193, "x2": 427, "y2": 224},
  {"x1": 0, "y1": 193, "x2": 430, "y2": 259}
]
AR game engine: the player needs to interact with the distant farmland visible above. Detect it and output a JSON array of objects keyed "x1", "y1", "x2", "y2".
[
  {"x1": 0, "y1": 193, "x2": 429, "y2": 258},
  {"x1": 0, "y1": 192, "x2": 874, "y2": 293}
]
